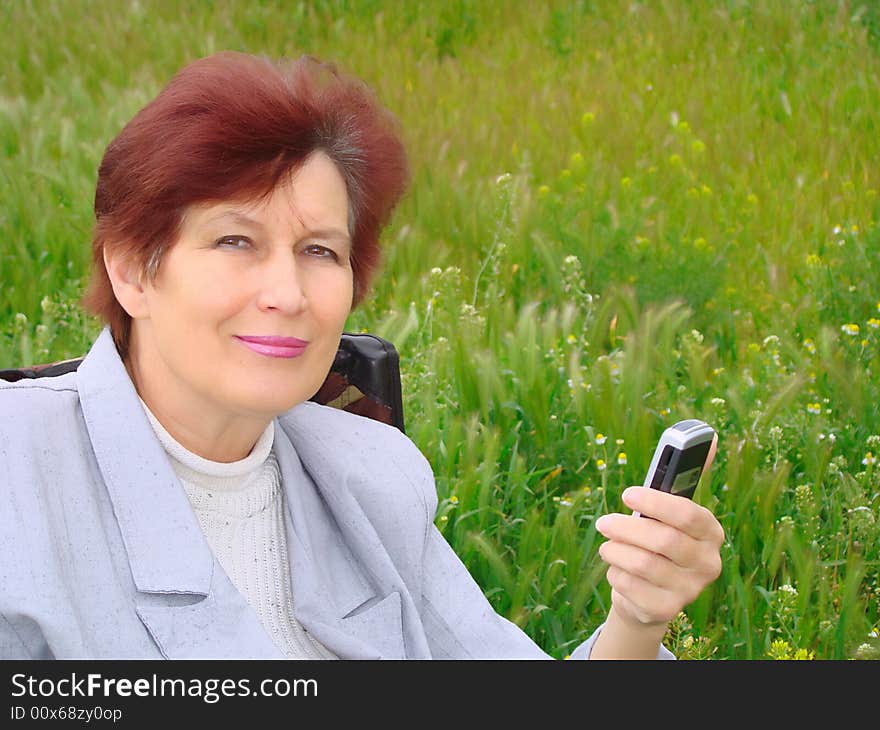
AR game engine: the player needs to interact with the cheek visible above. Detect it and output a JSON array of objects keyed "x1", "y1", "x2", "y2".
[
  {"x1": 313, "y1": 271, "x2": 354, "y2": 327},
  {"x1": 165, "y1": 291, "x2": 241, "y2": 335},
  {"x1": 175, "y1": 267, "x2": 251, "y2": 325}
]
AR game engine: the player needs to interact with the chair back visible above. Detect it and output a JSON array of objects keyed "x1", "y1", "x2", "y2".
[{"x1": 0, "y1": 332, "x2": 405, "y2": 433}]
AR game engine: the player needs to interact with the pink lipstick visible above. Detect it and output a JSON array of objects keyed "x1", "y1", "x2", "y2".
[{"x1": 235, "y1": 335, "x2": 309, "y2": 359}]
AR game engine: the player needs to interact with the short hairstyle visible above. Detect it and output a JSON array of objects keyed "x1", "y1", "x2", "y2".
[{"x1": 82, "y1": 51, "x2": 409, "y2": 358}]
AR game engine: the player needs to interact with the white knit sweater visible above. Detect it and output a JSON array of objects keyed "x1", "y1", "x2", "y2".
[{"x1": 139, "y1": 399, "x2": 336, "y2": 659}]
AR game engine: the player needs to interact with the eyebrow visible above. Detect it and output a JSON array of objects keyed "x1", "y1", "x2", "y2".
[{"x1": 204, "y1": 211, "x2": 350, "y2": 242}]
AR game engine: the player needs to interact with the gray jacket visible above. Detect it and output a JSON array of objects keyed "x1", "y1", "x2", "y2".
[{"x1": 0, "y1": 327, "x2": 667, "y2": 659}]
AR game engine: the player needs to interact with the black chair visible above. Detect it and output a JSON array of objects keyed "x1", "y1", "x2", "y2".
[{"x1": 0, "y1": 332, "x2": 405, "y2": 434}]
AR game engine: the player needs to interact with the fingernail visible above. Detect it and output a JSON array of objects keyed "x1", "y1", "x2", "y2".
[{"x1": 596, "y1": 515, "x2": 609, "y2": 532}]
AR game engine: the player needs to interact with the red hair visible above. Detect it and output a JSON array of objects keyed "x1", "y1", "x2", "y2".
[{"x1": 82, "y1": 51, "x2": 409, "y2": 357}]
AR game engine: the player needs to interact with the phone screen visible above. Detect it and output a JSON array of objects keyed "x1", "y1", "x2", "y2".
[{"x1": 670, "y1": 465, "x2": 703, "y2": 495}]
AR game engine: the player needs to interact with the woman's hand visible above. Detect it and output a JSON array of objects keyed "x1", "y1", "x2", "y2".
[{"x1": 595, "y1": 486, "x2": 725, "y2": 629}]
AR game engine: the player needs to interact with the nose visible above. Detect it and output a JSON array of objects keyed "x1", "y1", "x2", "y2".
[{"x1": 255, "y1": 251, "x2": 308, "y2": 314}]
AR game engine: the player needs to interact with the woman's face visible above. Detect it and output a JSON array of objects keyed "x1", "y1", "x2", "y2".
[{"x1": 130, "y1": 151, "x2": 354, "y2": 420}]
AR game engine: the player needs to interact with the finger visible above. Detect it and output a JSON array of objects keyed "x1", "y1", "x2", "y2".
[
  {"x1": 622, "y1": 486, "x2": 724, "y2": 544},
  {"x1": 606, "y1": 566, "x2": 681, "y2": 624},
  {"x1": 609, "y1": 588, "x2": 669, "y2": 629},
  {"x1": 705, "y1": 432, "x2": 718, "y2": 472},
  {"x1": 602, "y1": 538, "x2": 721, "y2": 604},
  {"x1": 596, "y1": 513, "x2": 708, "y2": 570},
  {"x1": 598, "y1": 539, "x2": 680, "y2": 589}
]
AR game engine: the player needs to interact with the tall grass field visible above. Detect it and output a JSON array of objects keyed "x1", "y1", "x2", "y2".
[{"x1": 2, "y1": 0, "x2": 879, "y2": 659}]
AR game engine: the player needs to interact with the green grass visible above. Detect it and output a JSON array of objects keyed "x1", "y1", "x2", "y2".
[{"x1": 2, "y1": 0, "x2": 879, "y2": 659}]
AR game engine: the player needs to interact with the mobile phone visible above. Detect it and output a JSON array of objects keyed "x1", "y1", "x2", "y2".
[{"x1": 633, "y1": 419, "x2": 717, "y2": 518}]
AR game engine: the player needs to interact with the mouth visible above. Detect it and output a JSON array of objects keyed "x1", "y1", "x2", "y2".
[{"x1": 234, "y1": 335, "x2": 309, "y2": 359}]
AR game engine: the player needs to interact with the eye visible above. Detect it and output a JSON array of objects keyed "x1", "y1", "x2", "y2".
[
  {"x1": 303, "y1": 243, "x2": 339, "y2": 261},
  {"x1": 214, "y1": 235, "x2": 252, "y2": 250}
]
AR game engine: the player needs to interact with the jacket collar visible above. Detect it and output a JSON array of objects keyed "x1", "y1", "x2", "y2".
[
  {"x1": 77, "y1": 327, "x2": 214, "y2": 596},
  {"x1": 77, "y1": 327, "x2": 406, "y2": 658}
]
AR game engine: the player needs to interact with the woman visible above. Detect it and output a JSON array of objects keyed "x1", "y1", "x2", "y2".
[{"x1": 0, "y1": 51, "x2": 723, "y2": 659}]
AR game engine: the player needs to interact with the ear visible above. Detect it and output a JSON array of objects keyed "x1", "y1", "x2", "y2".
[{"x1": 103, "y1": 245, "x2": 150, "y2": 320}]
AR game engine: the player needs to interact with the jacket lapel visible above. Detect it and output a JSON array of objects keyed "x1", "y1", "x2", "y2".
[
  {"x1": 77, "y1": 328, "x2": 283, "y2": 659},
  {"x1": 273, "y1": 423, "x2": 408, "y2": 659},
  {"x1": 134, "y1": 586, "x2": 283, "y2": 659}
]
